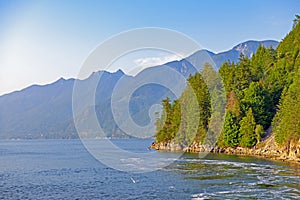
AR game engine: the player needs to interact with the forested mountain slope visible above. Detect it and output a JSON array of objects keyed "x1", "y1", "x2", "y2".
[{"x1": 153, "y1": 17, "x2": 300, "y2": 154}]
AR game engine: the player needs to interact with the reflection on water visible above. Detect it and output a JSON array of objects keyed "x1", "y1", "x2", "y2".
[{"x1": 0, "y1": 139, "x2": 299, "y2": 199}]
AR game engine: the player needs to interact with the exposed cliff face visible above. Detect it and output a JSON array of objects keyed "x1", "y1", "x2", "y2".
[
  {"x1": 151, "y1": 134, "x2": 300, "y2": 165},
  {"x1": 150, "y1": 141, "x2": 183, "y2": 152},
  {"x1": 220, "y1": 136, "x2": 300, "y2": 163},
  {"x1": 284, "y1": 138, "x2": 300, "y2": 161}
]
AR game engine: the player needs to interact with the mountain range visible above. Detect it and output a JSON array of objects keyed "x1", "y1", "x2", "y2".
[{"x1": 0, "y1": 40, "x2": 278, "y2": 139}]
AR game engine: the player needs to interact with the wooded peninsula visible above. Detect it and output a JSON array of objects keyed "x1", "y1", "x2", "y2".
[{"x1": 152, "y1": 16, "x2": 300, "y2": 164}]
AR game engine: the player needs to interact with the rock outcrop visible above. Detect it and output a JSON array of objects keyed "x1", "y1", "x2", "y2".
[{"x1": 150, "y1": 135, "x2": 300, "y2": 165}]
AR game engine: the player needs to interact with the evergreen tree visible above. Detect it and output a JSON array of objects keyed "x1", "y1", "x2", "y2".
[
  {"x1": 233, "y1": 55, "x2": 252, "y2": 99},
  {"x1": 273, "y1": 67, "x2": 300, "y2": 145},
  {"x1": 241, "y1": 82, "x2": 274, "y2": 129},
  {"x1": 201, "y1": 63, "x2": 226, "y2": 145},
  {"x1": 155, "y1": 97, "x2": 172, "y2": 142},
  {"x1": 156, "y1": 18, "x2": 300, "y2": 148},
  {"x1": 266, "y1": 17, "x2": 300, "y2": 106},
  {"x1": 293, "y1": 14, "x2": 300, "y2": 28},
  {"x1": 222, "y1": 111, "x2": 240, "y2": 147},
  {"x1": 251, "y1": 45, "x2": 276, "y2": 81},
  {"x1": 219, "y1": 62, "x2": 235, "y2": 96},
  {"x1": 170, "y1": 100, "x2": 181, "y2": 140},
  {"x1": 155, "y1": 72, "x2": 211, "y2": 146},
  {"x1": 226, "y1": 91, "x2": 241, "y2": 118},
  {"x1": 239, "y1": 108, "x2": 257, "y2": 148}
]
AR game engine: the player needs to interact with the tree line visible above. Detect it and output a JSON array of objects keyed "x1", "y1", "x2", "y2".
[{"x1": 155, "y1": 16, "x2": 300, "y2": 148}]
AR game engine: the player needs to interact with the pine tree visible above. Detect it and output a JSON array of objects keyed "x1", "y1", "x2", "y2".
[
  {"x1": 155, "y1": 97, "x2": 172, "y2": 142},
  {"x1": 293, "y1": 14, "x2": 300, "y2": 28},
  {"x1": 156, "y1": 18, "x2": 300, "y2": 148},
  {"x1": 273, "y1": 67, "x2": 300, "y2": 145},
  {"x1": 222, "y1": 111, "x2": 240, "y2": 147},
  {"x1": 233, "y1": 55, "x2": 252, "y2": 99},
  {"x1": 241, "y1": 82, "x2": 274, "y2": 129},
  {"x1": 266, "y1": 17, "x2": 300, "y2": 106},
  {"x1": 191, "y1": 73, "x2": 211, "y2": 140},
  {"x1": 219, "y1": 61, "x2": 235, "y2": 96},
  {"x1": 155, "y1": 72, "x2": 211, "y2": 146},
  {"x1": 226, "y1": 91, "x2": 241, "y2": 118},
  {"x1": 239, "y1": 108, "x2": 257, "y2": 148},
  {"x1": 251, "y1": 45, "x2": 276, "y2": 81}
]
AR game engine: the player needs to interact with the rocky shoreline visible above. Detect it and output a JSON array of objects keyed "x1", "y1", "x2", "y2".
[{"x1": 150, "y1": 135, "x2": 300, "y2": 165}]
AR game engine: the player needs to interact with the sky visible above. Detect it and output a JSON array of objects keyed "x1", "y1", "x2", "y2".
[{"x1": 0, "y1": 0, "x2": 299, "y2": 95}]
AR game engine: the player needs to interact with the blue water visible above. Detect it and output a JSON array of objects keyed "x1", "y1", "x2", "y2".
[{"x1": 0, "y1": 139, "x2": 299, "y2": 199}]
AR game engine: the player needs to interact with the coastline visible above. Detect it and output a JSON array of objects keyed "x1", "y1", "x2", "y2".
[{"x1": 150, "y1": 135, "x2": 300, "y2": 166}]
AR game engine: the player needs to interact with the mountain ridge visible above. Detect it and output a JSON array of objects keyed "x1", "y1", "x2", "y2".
[
  {"x1": 0, "y1": 40, "x2": 279, "y2": 139},
  {"x1": 186, "y1": 40, "x2": 278, "y2": 70}
]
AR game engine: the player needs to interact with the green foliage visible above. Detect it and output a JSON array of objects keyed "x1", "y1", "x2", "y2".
[
  {"x1": 219, "y1": 56, "x2": 253, "y2": 100},
  {"x1": 266, "y1": 17, "x2": 300, "y2": 106},
  {"x1": 218, "y1": 19, "x2": 300, "y2": 147},
  {"x1": 219, "y1": 62, "x2": 235, "y2": 96},
  {"x1": 233, "y1": 55, "x2": 253, "y2": 99},
  {"x1": 155, "y1": 71, "x2": 211, "y2": 146},
  {"x1": 251, "y1": 45, "x2": 276, "y2": 81},
  {"x1": 269, "y1": 18, "x2": 300, "y2": 146},
  {"x1": 201, "y1": 63, "x2": 226, "y2": 145},
  {"x1": 239, "y1": 108, "x2": 257, "y2": 148},
  {"x1": 241, "y1": 82, "x2": 274, "y2": 129},
  {"x1": 293, "y1": 14, "x2": 300, "y2": 29},
  {"x1": 273, "y1": 67, "x2": 300, "y2": 145},
  {"x1": 222, "y1": 111, "x2": 240, "y2": 147},
  {"x1": 155, "y1": 97, "x2": 172, "y2": 142},
  {"x1": 156, "y1": 18, "x2": 300, "y2": 148},
  {"x1": 255, "y1": 124, "x2": 264, "y2": 143}
]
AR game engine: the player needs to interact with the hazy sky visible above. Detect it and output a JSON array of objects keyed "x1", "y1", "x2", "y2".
[{"x1": 0, "y1": 0, "x2": 299, "y2": 95}]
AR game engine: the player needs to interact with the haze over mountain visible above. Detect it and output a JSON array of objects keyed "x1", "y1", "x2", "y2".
[
  {"x1": 0, "y1": 40, "x2": 278, "y2": 139},
  {"x1": 187, "y1": 40, "x2": 278, "y2": 69}
]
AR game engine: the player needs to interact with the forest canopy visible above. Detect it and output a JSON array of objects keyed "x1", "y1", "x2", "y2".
[{"x1": 155, "y1": 16, "x2": 300, "y2": 148}]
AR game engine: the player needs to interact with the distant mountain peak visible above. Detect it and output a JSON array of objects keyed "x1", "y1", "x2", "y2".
[
  {"x1": 0, "y1": 39, "x2": 279, "y2": 139},
  {"x1": 57, "y1": 77, "x2": 66, "y2": 82},
  {"x1": 115, "y1": 69, "x2": 125, "y2": 74},
  {"x1": 232, "y1": 40, "x2": 278, "y2": 57},
  {"x1": 185, "y1": 40, "x2": 279, "y2": 70},
  {"x1": 234, "y1": 42, "x2": 249, "y2": 55}
]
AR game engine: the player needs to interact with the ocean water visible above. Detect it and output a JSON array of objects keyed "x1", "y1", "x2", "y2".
[{"x1": 0, "y1": 139, "x2": 299, "y2": 199}]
